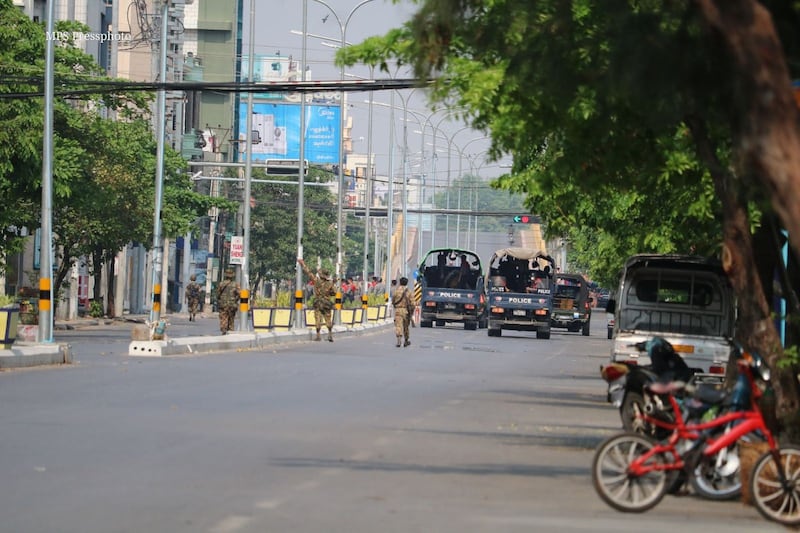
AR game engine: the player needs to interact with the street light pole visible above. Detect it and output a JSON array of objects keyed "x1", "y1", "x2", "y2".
[
  {"x1": 361, "y1": 65, "x2": 375, "y2": 322},
  {"x1": 238, "y1": 0, "x2": 256, "y2": 331},
  {"x1": 455, "y1": 138, "x2": 487, "y2": 248},
  {"x1": 148, "y1": 0, "x2": 170, "y2": 328},
  {"x1": 295, "y1": 0, "x2": 309, "y2": 329},
  {"x1": 308, "y1": 0, "x2": 376, "y2": 309},
  {"x1": 38, "y1": 0, "x2": 56, "y2": 342},
  {"x1": 385, "y1": 90, "x2": 396, "y2": 284}
]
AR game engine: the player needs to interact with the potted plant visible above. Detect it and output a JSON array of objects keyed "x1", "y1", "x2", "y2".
[{"x1": 0, "y1": 294, "x2": 20, "y2": 348}]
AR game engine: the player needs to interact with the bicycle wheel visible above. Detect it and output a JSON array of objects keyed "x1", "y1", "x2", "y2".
[
  {"x1": 592, "y1": 432, "x2": 669, "y2": 513},
  {"x1": 689, "y1": 443, "x2": 741, "y2": 500},
  {"x1": 751, "y1": 444, "x2": 800, "y2": 526}
]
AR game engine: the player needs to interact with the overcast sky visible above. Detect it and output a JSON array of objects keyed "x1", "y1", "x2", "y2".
[{"x1": 247, "y1": 0, "x2": 507, "y2": 181}]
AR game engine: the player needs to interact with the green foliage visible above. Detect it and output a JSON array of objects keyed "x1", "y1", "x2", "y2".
[
  {"x1": 0, "y1": 294, "x2": 16, "y2": 308},
  {"x1": 0, "y1": 3, "x2": 235, "y2": 306},
  {"x1": 778, "y1": 345, "x2": 799, "y2": 370},
  {"x1": 335, "y1": 0, "x2": 742, "y2": 287},
  {"x1": 434, "y1": 172, "x2": 527, "y2": 233},
  {"x1": 251, "y1": 291, "x2": 293, "y2": 308},
  {"x1": 88, "y1": 300, "x2": 103, "y2": 318},
  {"x1": 248, "y1": 166, "x2": 361, "y2": 287}
]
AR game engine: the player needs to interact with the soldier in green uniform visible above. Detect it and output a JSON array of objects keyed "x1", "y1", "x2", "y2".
[
  {"x1": 392, "y1": 277, "x2": 415, "y2": 347},
  {"x1": 298, "y1": 258, "x2": 336, "y2": 342},
  {"x1": 185, "y1": 274, "x2": 201, "y2": 321},
  {"x1": 216, "y1": 268, "x2": 240, "y2": 335}
]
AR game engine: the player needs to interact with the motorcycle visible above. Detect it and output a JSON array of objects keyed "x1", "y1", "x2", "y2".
[{"x1": 601, "y1": 337, "x2": 724, "y2": 438}]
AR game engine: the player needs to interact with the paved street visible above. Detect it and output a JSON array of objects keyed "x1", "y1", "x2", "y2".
[{"x1": 0, "y1": 317, "x2": 783, "y2": 533}]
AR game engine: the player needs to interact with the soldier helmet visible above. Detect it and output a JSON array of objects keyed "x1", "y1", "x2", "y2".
[
  {"x1": 224, "y1": 268, "x2": 235, "y2": 279},
  {"x1": 189, "y1": 274, "x2": 196, "y2": 281},
  {"x1": 318, "y1": 268, "x2": 330, "y2": 279}
]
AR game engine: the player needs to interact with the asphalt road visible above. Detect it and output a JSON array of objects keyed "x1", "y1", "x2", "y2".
[{"x1": 0, "y1": 317, "x2": 783, "y2": 533}]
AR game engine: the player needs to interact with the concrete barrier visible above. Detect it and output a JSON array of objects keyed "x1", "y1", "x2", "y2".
[
  {"x1": 128, "y1": 320, "x2": 392, "y2": 357},
  {"x1": 0, "y1": 342, "x2": 72, "y2": 369}
]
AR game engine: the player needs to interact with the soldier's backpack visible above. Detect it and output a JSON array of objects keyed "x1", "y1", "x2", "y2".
[
  {"x1": 218, "y1": 280, "x2": 240, "y2": 308},
  {"x1": 187, "y1": 283, "x2": 200, "y2": 300}
]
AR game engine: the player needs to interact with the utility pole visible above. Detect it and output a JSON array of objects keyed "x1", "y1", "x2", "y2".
[
  {"x1": 38, "y1": 0, "x2": 56, "y2": 342},
  {"x1": 148, "y1": 0, "x2": 170, "y2": 328}
]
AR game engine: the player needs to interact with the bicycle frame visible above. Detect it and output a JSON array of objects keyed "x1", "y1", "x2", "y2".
[{"x1": 626, "y1": 360, "x2": 777, "y2": 478}]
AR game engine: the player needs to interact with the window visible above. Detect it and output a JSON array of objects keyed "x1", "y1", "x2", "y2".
[{"x1": 630, "y1": 277, "x2": 720, "y2": 310}]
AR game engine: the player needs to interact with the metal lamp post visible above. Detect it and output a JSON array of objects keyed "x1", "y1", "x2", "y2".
[
  {"x1": 306, "y1": 0, "x2": 376, "y2": 296},
  {"x1": 238, "y1": 0, "x2": 256, "y2": 331},
  {"x1": 148, "y1": 0, "x2": 170, "y2": 328},
  {"x1": 455, "y1": 138, "x2": 488, "y2": 248}
]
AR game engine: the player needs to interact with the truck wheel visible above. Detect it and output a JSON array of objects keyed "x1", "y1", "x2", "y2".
[
  {"x1": 536, "y1": 329, "x2": 551, "y2": 340},
  {"x1": 582, "y1": 321, "x2": 590, "y2": 336},
  {"x1": 488, "y1": 328, "x2": 501, "y2": 337},
  {"x1": 464, "y1": 321, "x2": 478, "y2": 331},
  {"x1": 607, "y1": 327, "x2": 613, "y2": 340},
  {"x1": 436, "y1": 320, "x2": 446, "y2": 327},
  {"x1": 420, "y1": 320, "x2": 433, "y2": 328}
]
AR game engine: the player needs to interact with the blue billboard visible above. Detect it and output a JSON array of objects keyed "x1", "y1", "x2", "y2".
[{"x1": 238, "y1": 103, "x2": 341, "y2": 164}]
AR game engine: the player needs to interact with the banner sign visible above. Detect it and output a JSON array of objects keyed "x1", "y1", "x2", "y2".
[{"x1": 238, "y1": 103, "x2": 341, "y2": 164}]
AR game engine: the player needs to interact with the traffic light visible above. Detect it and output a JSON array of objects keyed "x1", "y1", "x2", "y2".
[{"x1": 513, "y1": 215, "x2": 532, "y2": 223}]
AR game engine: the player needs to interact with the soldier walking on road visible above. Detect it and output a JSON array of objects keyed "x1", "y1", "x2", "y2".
[
  {"x1": 185, "y1": 274, "x2": 202, "y2": 321},
  {"x1": 216, "y1": 268, "x2": 240, "y2": 335},
  {"x1": 298, "y1": 258, "x2": 336, "y2": 342},
  {"x1": 392, "y1": 277, "x2": 415, "y2": 348}
]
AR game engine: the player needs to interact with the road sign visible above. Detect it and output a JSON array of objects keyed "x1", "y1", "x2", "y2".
[
  {"x1": 513, "y1": 215, "x2": 532, "y2": 223},
  {"x1": 230, "y1": 236, "x2": 244, "y2": 265}
]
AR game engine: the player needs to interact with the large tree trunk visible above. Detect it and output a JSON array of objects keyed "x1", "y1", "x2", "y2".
[
  {"x1": 689, "y1": 114, "x2": 800, "y2": 439},
  {"x1": 696, "y1": 1, "x2": 800, "y2": 257},
  {"x1": 105, "y1": 254, "x2": 115, "y2": 319},
  {"x1": 695, "y1": 0, "x2": 800, "y2": 437}
]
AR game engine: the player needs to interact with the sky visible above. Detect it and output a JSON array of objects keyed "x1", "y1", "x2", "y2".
[{"x1": 247, "y1": 0, "x2": 509, "y2": 183}]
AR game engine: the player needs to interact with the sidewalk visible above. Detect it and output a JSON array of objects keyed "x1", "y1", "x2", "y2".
[{"x1": 2, "y1": 311, "x2": 393, "y2": 368}]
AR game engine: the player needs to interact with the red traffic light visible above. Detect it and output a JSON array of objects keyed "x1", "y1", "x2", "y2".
[{"x1": 513, "y1": 215, "x2": 531, "y2": 223}]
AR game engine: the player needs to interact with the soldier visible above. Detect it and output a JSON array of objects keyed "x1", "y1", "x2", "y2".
[
  {"x1": 216, "y1": 268, "x2": 240, "y2": 335},
  {"x1": 298, "y1": 258, "x2": 336, "y2": 342},
  {"x1": 185, "y1": 274, "x2": 202, "y2": 321},
  {"x1": 392, "y1": 276, "x2": 415, "y2": 348}
]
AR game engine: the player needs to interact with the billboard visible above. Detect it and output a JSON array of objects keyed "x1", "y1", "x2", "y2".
[{"x1": 238, "y1": 102, "x2": 341, "y2": 164}]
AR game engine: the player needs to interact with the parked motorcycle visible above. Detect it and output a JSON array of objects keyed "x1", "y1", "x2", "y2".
[{"x1": 602, "y1": 337, "x2": 707, "y2": 438}]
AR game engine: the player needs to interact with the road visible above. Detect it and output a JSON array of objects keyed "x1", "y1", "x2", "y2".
[{"x1": 0, "y1": 317, "x2": 781, "y2": 533}]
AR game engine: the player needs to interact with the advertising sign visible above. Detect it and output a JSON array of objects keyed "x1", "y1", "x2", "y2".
[
  {"x1": 230, "y1": 236, "x2": 244, "y2": 265},
  {"x1": 238, "y1": 103, "x2": 341, "y2": 164}
]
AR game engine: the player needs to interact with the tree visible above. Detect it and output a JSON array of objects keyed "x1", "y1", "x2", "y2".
[
  {"x1": 248, "y1": 167, "x2": 360, "y2": 292},
  {"x1": 433, "y1": 172, "x2": 527, "y2": 233},
  {"x1": 339, "y1": 1, "x2": 800, "y2": 434},
  {"x1": 0, "y1": 2, "x2": 233, "y2": 315}
]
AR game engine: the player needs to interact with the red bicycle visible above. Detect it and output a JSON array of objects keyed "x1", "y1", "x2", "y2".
[{"x1": 592, "y1": 343, "x2": 800, "y2": 526}]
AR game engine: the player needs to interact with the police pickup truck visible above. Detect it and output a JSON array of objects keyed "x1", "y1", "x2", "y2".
[
  {"x1": 485, "y1": 248, "x2": 556, "y2": 339},
  {"x1": 417, "y1": 248, "x2": 487, "y2": 330}
]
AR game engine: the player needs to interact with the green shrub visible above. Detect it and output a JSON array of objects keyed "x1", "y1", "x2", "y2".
[
  {"x1": 251, "y1": 291, "x2": 292, "y2": 308},
  {"x1": 0, "y1": 294, "x2": 16, "y2": 308},
  {"x1": 88, "y1": 300, "x2": 104, "y2": 318}
]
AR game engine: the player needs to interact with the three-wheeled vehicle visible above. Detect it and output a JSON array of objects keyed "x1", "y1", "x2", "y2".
[
  {"x1": 416, "y1": 248, "x2": 487, "y2": 330},
  {"x1": 550, "y1": 273, "x2": 592, "y2": 336},
  {"x1": 485, "y1": 248, "x2": 555, "y2": 339}
]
